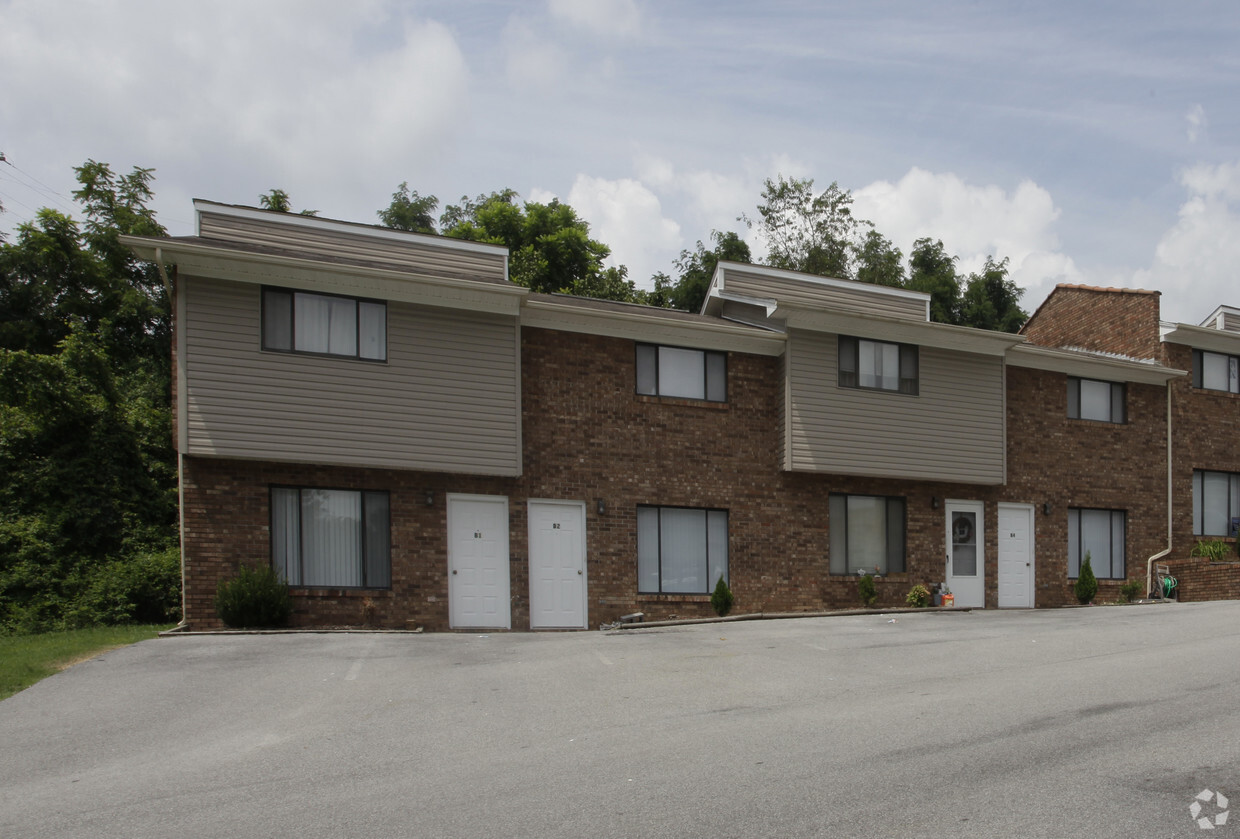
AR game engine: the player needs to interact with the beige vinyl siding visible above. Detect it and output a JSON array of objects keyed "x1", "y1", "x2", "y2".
[
  {"x1": 723, "y1": 267, "x2": 927, "y2": 321},
  {"x1": 1221, "y1": 312, "x2": 1240, "y2": 333},
  {"x1": 183, "y1": 276, "x2": 520, "y2": 475},
  {"x1": 785, "y1": 329, "x2": 1005, "y2": 484},
  {"x1": 198, "y1": 211, "x2": 507, "y2": 284}
]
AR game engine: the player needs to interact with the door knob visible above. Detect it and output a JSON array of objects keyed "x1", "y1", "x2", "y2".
[
  {"x1": 452, "y1": 569, "x2": 457, "y2": 575},
  {"x1": 577, "y1": 570, "x2": 582, "y2": 575}
]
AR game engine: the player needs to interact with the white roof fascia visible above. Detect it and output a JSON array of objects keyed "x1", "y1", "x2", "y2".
[
  {"x1": 778, "y1": 306, "x2": 1023, "y2": 356},
  {"x1": 122, "y1": 235, "x2": 527, "y2": 317},
  {"x1": 1007, "y1": 344, "x2": 1185, "y2": 384},
  {"x1": 192, "y1": 199, "x2": 511, "y2": 259},
  {"x1": 1161, "y1": 322, "x2": 1240, "y2": 354},
  {"x1": 520, "y1": 298, "x2": 786, "y2": 356}
]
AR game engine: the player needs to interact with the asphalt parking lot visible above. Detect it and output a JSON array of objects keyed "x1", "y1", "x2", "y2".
[{"x1": 2, "y1": 602, "x2": 1238, "y2": 839}]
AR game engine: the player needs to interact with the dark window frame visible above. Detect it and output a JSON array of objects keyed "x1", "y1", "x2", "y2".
[
  {"x1": 634, "y1": 343, "x2": 728, "y2": 403},
  {"x1": 1192, "y1": 469, "x2": 1240, "y2": 537},
  {"x1": 636, "y1": 504, "x2": 729, "y2": 595},
  {"x1": 837, "y1": 336, "x2": 919, "y2": 395},
  {"x1": 1067, "y1": 507, "x2": 1126, "y2": 580},
  {"x1": 1192, "y1": 349, "x2": 1240, "y2": 394},
  {"x1": 269, "y1": 485, "x2": 392, "y2": 589},
  {"x1": 828, "y1": 493, "x2": 907, "y2": 575},
  {"x1": 261, "y1": 285, "x2": 388, "y2": 362},
  {"x1": 1067, "y1": 376, "x2": 1126, "y2": 424}
]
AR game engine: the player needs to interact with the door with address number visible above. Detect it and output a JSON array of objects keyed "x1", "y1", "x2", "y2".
[
  {"x1": 528, "y1": 500, "x2": 587, "y2": 629},
  {"x1": 448, "y1": 494, "x2": 510, "y2": 629}
]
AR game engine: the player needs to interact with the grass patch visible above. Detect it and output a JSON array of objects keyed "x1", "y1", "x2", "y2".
[{"x1": 0, "y1": 625, "x2": 171, "y2": 701}]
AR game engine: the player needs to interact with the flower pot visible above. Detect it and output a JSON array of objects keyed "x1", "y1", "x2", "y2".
[{"x1": 941, "y1": 594, "x2": 955, "y2": 607}]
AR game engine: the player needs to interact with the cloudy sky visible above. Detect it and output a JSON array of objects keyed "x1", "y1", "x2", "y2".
[{"x1": 2, "y1": 0, "x2": 1239, "y2": 323}]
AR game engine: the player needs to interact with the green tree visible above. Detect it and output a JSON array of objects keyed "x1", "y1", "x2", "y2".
[
  {"x1": 653, "y1": 230, "x2": 752, "y2": 313},
  {"x1": 377, "y1": 182, "x2": 438, "y2": 234},
  {"x1": 960, "y1": 256, "x2": 1027, "y2": 332},
  {"x1": 853, "y1": 229, "x2": 905, "y2": 288},
  {"x1": 440, "y1": 190, "x2": 643, "y2": 302},
  {"x1": 907, "y1": 238, "x2": 962, "y2": 325},
  {"x1": 259, "y1": 189, "x2": 317, "y2": 217},
  {"x1": 743, "y1": 175, "x2": 865, "y2": 280}
]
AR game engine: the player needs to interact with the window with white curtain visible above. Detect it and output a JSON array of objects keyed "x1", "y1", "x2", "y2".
[
  {"x1": 635, "y1": 344, "x2": 727, "y2": 402},
  {"x1": 1067, "y1": 377, "x2": 1126, "y2": 423},
  {"x1": 262, "y1": 287, "x2": 386, "y2": 361},
  {"x1": 271, "y1": 487, "x2": 391, "y2": 588},
  {"x1": 1192, "y1": 349, "x2": 1240, "y2": 394},
  {"x1": 1193, "y1": 470, "x2": 1240, "y2": 537},
  {"x1": 838, "y1": 336, "x2": 918, "y2": 395},
  {"x1": 828, "y1": 494, "x2": 906, "y2": 574},
  {"x1": 637, "y1": 506, "x2": 728, "y2": 594},
  {"x1": 1068, "y1": 508, "x2": 1125, "y2": 580}
]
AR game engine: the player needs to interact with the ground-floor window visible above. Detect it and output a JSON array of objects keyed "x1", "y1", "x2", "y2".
[
  {"x1": 637, "y1": 506, "x2": 728, "y2": 594},
  {"x1": 829, "y1": 494, "x2": 906, "y2": 575},
  {"x1": 1068, "y1": 508, "x2": 1125, "y2": 579},
  {"x1": 1193, "y1": 470, "x2": 1240, "y2": 537},
  {"x1": 271, "y1": 487, "x2": 391, "y2": 588}
]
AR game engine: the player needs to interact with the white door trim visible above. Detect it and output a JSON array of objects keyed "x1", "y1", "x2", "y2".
[
  {"x1": 945, "y1": 499, "x2": 986, "y2": 609},
  {"x1": 447, "y1": 493, "x2": 511, "y2": 630},
  {"x1": 997, "y1": 502, "x2": 1036, "y2": 608},
  {"x1": 527, "y1": 499, "x2": 588, "y2": 630}
]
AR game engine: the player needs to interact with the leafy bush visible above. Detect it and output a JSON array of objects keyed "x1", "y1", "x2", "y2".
[
  {"x1": 905, "y1": 584, "x2": 931, "y2": 608},
  {"x1": 1074, "y1": 554, "x2": 1099, "y2": 605},
  {"x1": 215, "y1": 565, "x2": 292, "y2": 628},
  {"x1": 1190, "y1": 540, "x2": 1233, "y2": 561},
  {"x1": 1119, "y1": 579, "x2": 1143, "y2": 603},
  {"x1": 710, "y1": 576, "x2": 734, "y2": 617},
  {"x1": 72, "y1": 547, "x2": 182, "y2": 626},
  {"x1": 857, "y1": 573, "x2": 877, "y2": 607}
]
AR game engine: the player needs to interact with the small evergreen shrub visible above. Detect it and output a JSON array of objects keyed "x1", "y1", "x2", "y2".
[
  {"x1": 711, "y1": 576, "x2": 735, "y2": 617},
  {"x1": 1074, "y1": 554, "x2": 1099, "y2": 605},
  {"x1": 73, "y1": 547, "x2": 183, "y2": 626},
  {"x1": 1190, "y1": 539, "x2": 1233, "y2": 561},
  {"x1": 1119, "y1": 579, "x2": 1143, "y2": 602},
  {"x1": 905, "y1": 584, "x2": 931, "y2": 608},
  {"x1": 857, "y1": 573, "x2": 878, "y2": 607},
  {"x1": 215, "y1": 565, "x2": 292, "y2": 628}
]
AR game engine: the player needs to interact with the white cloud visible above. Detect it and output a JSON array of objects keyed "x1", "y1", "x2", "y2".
[
  {"x1": 1133, "y1": 161, "x2": 1240, "y2": 323},
  {"x1": 550, "y1": 174, "x2": 682, "y2": 285},
  {"x1": 1186, "y1": 104, "x2": 1207, "y2": 144},
  {"x1": 546, "y1": 0, "x2": 641, "y2": 38},
  {"x1": 853, "y1": 167, "x2": 1080, "y2": 306},
  {"x1": 502, "y1": 17, "x2": 567, "y2": 88}
]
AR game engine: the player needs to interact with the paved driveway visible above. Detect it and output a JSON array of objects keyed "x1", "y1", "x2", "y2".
[{"x1": 2, "y1": 603, "x2": 1238, "y2": 838}]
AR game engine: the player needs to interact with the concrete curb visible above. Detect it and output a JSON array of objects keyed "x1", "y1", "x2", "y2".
[{"x1": 606, "y1": 605, "x2": 975, "y2": 631}]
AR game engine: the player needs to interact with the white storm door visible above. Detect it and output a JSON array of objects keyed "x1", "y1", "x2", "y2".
[
  {"x1": 528, "y1": 500, "x2": 587, "y2": 629},
  {"x1": 997, "y1": 504, "x2": 1035, "y2": 608},
  {"x1": 448, "y1": 494, "x2": 510, "y2": 629},
  {"x1": 945, "y1": 500, "x2": 986, "y2": 608}
]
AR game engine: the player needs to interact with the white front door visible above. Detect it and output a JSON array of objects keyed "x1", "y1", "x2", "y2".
[
  {"x1": 945, "y1": 500, "x2": 985, "y2": 608},
  {"x1": 997, "y1": 503, "x2": 1035, "y2": 608},
  {"x1": 448, "y1": 494, "x2": 510, "y2": 629},
  {"x1": 528, "y1": 500, "x2": 587, "y2": 629}
]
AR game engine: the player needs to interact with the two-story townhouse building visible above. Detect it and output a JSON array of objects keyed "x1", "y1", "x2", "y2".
[{"x1": 124, "y1": 203, "x2": 1201, "y2": 630}]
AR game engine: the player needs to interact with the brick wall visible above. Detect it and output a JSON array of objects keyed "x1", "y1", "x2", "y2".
[
  {"x1": 1021, "y1": 285, "x2": 1163, "y2": 360},
  {"x1": 1002, "y1": 366, "x2": 1169, "y2": 606},
  {"x1": 1164, "y1": 557, "x2": 1240, "y2": 602}
]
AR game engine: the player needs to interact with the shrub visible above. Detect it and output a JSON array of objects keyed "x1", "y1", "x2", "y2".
[
  {"x1": 1119, "y1": 579, "x2": 1143, "y2": 603},
  {"x1": 215, "y1": 565, "x2": 292, "y2": 628},
  {"x1": 710, "y1": 576, "x2": 734, "y2": 617},
  {"x1": 857, "y1": 573, "x2": 878, "y2": 607},
  {"x1": 72, "y1": 547, "x2": 182, "y2": 627},
  {"x1": 1074, "y1": 554, "x2": 1099, "y2": 605},
  {"x1": 905, "y1": 584, "x2": 931, "y2": 608},
  {"x1": 1190, "y1": 539, "x2": 1233, "y2": 561}
]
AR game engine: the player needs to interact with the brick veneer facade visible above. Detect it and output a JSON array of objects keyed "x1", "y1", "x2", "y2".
[
  {"x1": 1021, "y1": 285, "x2": 1163, "y2": 360},
  {"x1": 182, "y1": 326, "x2": 1065, "y2": 629}
]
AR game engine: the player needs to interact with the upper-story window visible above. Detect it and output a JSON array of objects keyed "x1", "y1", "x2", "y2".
[
  {"x1": 1192, "y1": 349, "x2": 1240, "y2": 394},
  {"x1": 262, "y1": 287, "x2": 387, "y2": 361},
  {"x1": 1067, "y1": 377, "x2": 1126, "y2": 423},
  {"x1": 636, "y1": 344, "x2": 726, "y2": 402},
  {"x1": 838, "y1": 336, "x2": 918, "y2": 395}
]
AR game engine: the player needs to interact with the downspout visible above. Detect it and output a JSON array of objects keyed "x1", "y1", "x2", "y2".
[
  {"x1": 153, "y1": 247, "x2": 173, "y2": 298},
  {"x1": 155, "y1": 247, "x2": 189, "y2": 631},
  {"x1": 1146, "y1": 383, "x2": 1173, "y2": 596}
]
